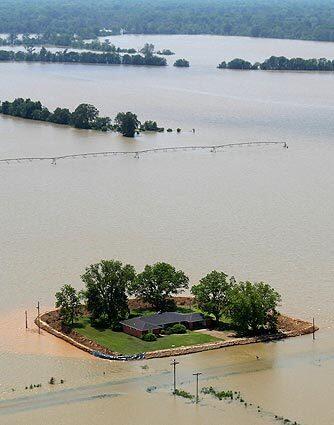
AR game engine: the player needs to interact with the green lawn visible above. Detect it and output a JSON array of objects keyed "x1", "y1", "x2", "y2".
[{"x1": 74, "y1": 317, "x2": 221, "y2": 355}]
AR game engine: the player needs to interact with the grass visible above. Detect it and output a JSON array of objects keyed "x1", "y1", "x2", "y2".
[{"x1": 74, "y1": 317, "x2": 221, "y2": 355}]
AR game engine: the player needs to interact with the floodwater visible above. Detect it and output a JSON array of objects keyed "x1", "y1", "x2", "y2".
[{"x1": 0, "y1": 35, "x2": 334, "y2": 424}]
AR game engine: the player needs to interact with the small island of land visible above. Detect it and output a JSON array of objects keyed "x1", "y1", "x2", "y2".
[
  {"x1": 218, "y1": 56, "x2": 334, "y2": 71},
  {"x1": 0, "y1": 98, "x2": 165, "y2": 137},
  {"x1": 36, "y1": 259, "x2": 317, "y2": 360},
  {"x1": 0, "y1": 44, "x2": 167, "y2": 67}
]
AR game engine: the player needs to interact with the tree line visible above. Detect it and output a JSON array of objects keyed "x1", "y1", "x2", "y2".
[
  {"x1": 55, "y1": 259, "x2": 281, "y2": 336},
  {"x1": 0, "y1": 35, "x2": 175, "y2": 57},
  {"x1": 0, "y1": 46, "x2": 167, "y2": 66},
  {"x1": 0, "y1": 98, "x2": 162, "y2": 137},
  {"x1": 0, "y1": 34, "x2": 138, "y2": 53},
  {"x1": 218, "y1": 56, "x2": 334, "y2": 71},
  {"x1": 0, "y1": 0, "x2": 333, "y2": 42}
]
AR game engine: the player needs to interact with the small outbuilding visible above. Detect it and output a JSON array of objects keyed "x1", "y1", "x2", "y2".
[{"x1": 120, "y1": 312, "x2": 206, "y2": 338}]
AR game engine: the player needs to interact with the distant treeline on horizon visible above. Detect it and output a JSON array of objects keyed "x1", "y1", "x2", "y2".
[
  {"x1": 0, "y1": 0, "x2": 333, "y2": 42},
  {"x1": 218, "y1": 56, "x2": 334, "y2": 71}
]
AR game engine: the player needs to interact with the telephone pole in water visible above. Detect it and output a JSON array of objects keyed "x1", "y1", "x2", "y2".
[
  {"x1": 36, "y1": 301, "x2": 40, "y2": 334},
  {"x1": 193, "y1": 372, "x2": 202, "y2": 403},
  {"x1": 171, "y1": 359, "x2": 179, "y2": 393}
]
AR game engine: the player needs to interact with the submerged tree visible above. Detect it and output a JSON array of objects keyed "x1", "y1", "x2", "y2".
[
  {"x1": 227, "y1": 58, "x2": 252, "y2": 69},
  {"x1": 48, "y1": 107, "x2": 72, "y2": 125},
  {"x1": 129, "y1": 262, "x2": 189, "y2": 311},
  {"x1": 140, "y1": 43, "x2": 155, "y2": 57},
  {"x1": 141, "y1": 120, "x2": 159, "y2": 131},
  {"x1": 71, "y1": 103, "x2": 99, "y2": 129},
  {"x1": 173, "y1": 58, "x2": 190, "y2": 67},
  {"x1": 114, "y1": 111, "x2": 140, "y2": 137}
]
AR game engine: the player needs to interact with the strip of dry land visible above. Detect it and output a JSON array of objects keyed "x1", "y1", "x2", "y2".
[{"x1": 36, "y1": 297, "x2": 318, "y2": 360}]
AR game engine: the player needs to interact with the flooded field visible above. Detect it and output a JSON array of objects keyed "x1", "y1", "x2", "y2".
[{"x1": 0, "y1": 34, "x2": 334, "y2": 424}]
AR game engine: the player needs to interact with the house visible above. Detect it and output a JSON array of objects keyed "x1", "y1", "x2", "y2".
[{"x1": 120, "y1": 312, "x2": 206, "y2": 338}]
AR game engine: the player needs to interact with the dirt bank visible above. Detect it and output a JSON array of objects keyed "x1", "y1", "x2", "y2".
[{"x1": 36, "y1": 298, "x2": 318, "y2": 360}]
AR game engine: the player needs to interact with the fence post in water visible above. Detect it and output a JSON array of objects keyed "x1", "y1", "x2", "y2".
[
  {"x1": 171, "y1": 359, "x2": 179, "y2": 393},
  {"x1": 36, "y1": 301, "x2": 40, "y2": 334},
  {"x1": 193, "y1": 372, "x2": 202, "y2": 404},
  {"x1": 313, "y1": 317, "x2": 315, "y2": 340},
  {"x1": 25, "y1": 310, "x2": 28, "y2": 329}
]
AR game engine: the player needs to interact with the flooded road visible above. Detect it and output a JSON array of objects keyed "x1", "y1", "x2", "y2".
[{"x1": 0, "y1": 34, "x2": 334, "y2": 424}]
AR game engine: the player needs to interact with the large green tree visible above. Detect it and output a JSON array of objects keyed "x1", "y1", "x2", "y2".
[
  {"x1": 71, "y1": 103, "x2": 99, "y2": 129},
  {"x1": 55, "y1": 284, "x2": 81, "y2": 326},
  {"x1": 129, "y1": 262, "x2": 189, "y2": 311},
  {"x1": 114, "y1": 111, "x2": 140, "y2": 137},
  {"x1": 191, "y1": 271, "x2": 234, "y2": 324},
  {"x1": 228, "y1": 281, "x2": 281, "y2": 335},
  {"x1": 82, "y1": 260, "x2": 136, "y2": 327}
]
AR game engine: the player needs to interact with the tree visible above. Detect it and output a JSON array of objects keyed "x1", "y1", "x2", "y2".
[
  {"x1": 228, "y1": 281, "x2": 281, "y2": 335},
  {"x1": 91, "y1": 116, "x2": 112, "y2": 131},
  {"x1": 81, "y1": 260, "x2": 136, "y2": 327},
  {"x1": 55, "y1": 284, "x2": 81, "y2": 326},
  {"x1": 173, "y1": 58, "x2": 190, "y2": 67},
  {"x1": 71, "y1": 103, "x2": 99, "y2": 129},
  {"x1": 157, "y1": 49, "x2": 175, "y2": 55},
  {"x1": 141, "y1": 120, "x2": 158, "y2": 131},
  {"x1": 114, "y1": 111, "x2": 140, "y2": 137},
  {"x1": 129, "y1": 262, "x2": 189, "y2": 311},
  {"x1": 217, "y1": 61, "x2": 227, "y2": 69},
  {"x1": 140, "y1": 43, "x2": 155, "y2": 57},
  {"x1": 227, "y1": 58, "x2": 252, "y2": 69},
  {"x1": 191, "y1": 271, "x2": 234, "y2": 324},
  {"x1": 48, "y1": 107, "x2": 72, "y2": 125}
]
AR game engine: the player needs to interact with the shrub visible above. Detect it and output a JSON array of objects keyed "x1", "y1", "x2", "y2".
[
  {"x1": 141, "y1": 120, "x2": 158, "y2": 131},
  {"x1": 174, "y1": 58, "x2": 190, "y2": 67},
  {"x1": 142, "y1": 332, "x2": 157, "y2": 341},
  {"x1": 166, "y1": 323, "x2": 187, "y2": 334},
  {"x1": 173, "y1": 389, "x2": 194, "y2": 399},
  {"x1": 112, "y1": 323, "x2": 123, "y2": 332}
]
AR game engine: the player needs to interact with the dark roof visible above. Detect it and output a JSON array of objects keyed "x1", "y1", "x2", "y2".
[
  {"x1": 178, "y1": 312, "x2": 204, "y2": 322},
  {"x1": 144, "y1": 312, "x2": 204, "y2": 326},
  {"x1": 120, "y1": 317, "x2": 161, "y2": 331},
  {"x1": 144, "y1": 312, "x2": 182, "y2": 326},
  {"x1": 120, "y1": 312, "x2": 204, "y2": 331}
]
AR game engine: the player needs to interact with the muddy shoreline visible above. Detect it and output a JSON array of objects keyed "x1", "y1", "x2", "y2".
[{"x1": 36, "y1": 297, "x2": 318, "y2": 360}]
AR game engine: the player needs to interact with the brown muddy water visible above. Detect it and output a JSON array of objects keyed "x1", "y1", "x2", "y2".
[{"x1": 0, "y1": 35, "x2": 334, "y2": 424}]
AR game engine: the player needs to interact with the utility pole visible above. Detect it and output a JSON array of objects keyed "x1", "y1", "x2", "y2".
[
  {"x1": 36, "y1": 301, "x2": 40, "y2": 334},
  {"x1": 193, "y1": 372, "x2": 202, "y2": 404},
  {"x1": 25, "y1": 310, "x2": 28, "y2": 329},
  {"x1": 312, "y1": 317, "x2": 315, "y2": 340},
  {"x1": 170, "y1": 359, "x2": 179, "y2": 393}
]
